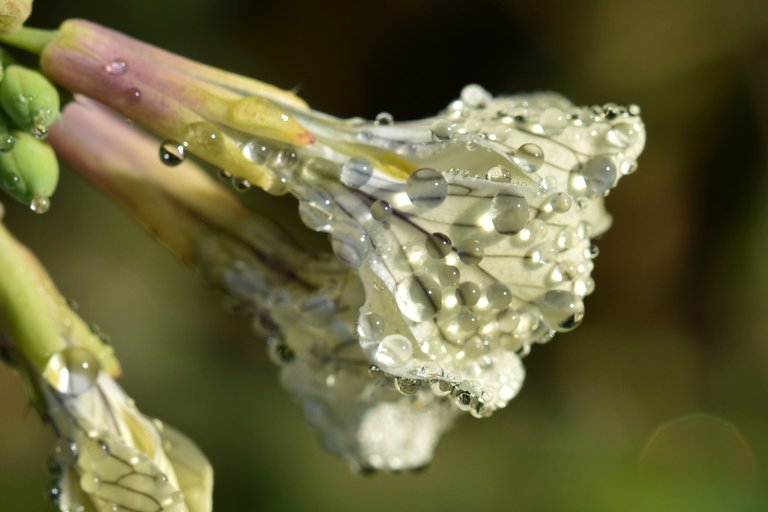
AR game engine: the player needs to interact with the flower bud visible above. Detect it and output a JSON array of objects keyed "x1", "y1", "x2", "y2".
[
  {"x1": 0, "y1": 64, "x2": 60, "y2": 136},
  {"x1": 0, "y1": 130, "x2": 58, "y2": 211},
  {"x1": 0, "y1": 0, "x2": 32, "y2": 34}
]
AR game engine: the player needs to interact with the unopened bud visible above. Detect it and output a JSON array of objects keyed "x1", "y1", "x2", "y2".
[
  {"x1": 0, "y1": 64, "x2": 60, "y2": 137},
  {"x1": 0, "y1": 130, "x2": 58, "y2": 211}
]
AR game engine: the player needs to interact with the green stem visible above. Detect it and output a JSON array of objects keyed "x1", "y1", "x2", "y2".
[{"x1": 0, "y1": 26, "x2": 58, "y2": 55}]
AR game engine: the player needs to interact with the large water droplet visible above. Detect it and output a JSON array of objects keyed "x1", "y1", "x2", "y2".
[
  {"x1": 406, "y1": 168, "x2": 447, "y2": 208},
  {"x1": 395, "y1": 274, "x2": 443, "y2": 322},
  {"x1": 298, "y1": 189, "x2": 334, "y2": 232},
  {"x1": 30, "y1": 196, "x2": 51, "y2": 214},
  {"x1": 491, "y1": 193, "x2": 528, "y2": 234},
  {"x1": 43, "y1": 346, "x2": 101, "y2": 395},
  {"x1": 539, "y1": 107, "x2": 567, "y2": 134},
  {"x1": 331, "y1": 221, "x2": 369, "y2": 267},
  {"x1": 537, "y1": 290, "x2": 584, "y2": 332},
  {"x1": 341, "y1": 157, "x2": 373, "y2": 188},
  {"x1": 457, "y1": 239, "x2": 484, "y2": 265},
  {"x1": 104, "y1": 59, "x2": 127, "y2": 75},
  {"x1": 159, "y1": 140, "x2": 185, "y2": 166},
  {"x1": 364, "y1": 334, "x2": 414, "y2": 371},
  {"x1": 580, "y1": 155, "x2": 616, "y2": 197},
  {"x1": 425, "y1": 232, "x2": 452, "y2": 259},
  {"x1": 512, "y1": 143, "x2": 544, "y2": 172}
]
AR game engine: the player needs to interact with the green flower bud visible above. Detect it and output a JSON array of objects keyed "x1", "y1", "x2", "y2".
[
  {"x1": 0, "y1": 0, "x2": 32, "y2": 34},
  {"x1": 0, "y1": 64, "x2": 60, "y2": 137},
  {"x1": 0, "y1": 130, "x2": 58, "y2": 212}
]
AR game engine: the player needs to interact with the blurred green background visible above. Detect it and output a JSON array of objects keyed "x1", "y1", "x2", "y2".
[{"x1": 2, "y1": 0, "x2": 768, "y2": 510}]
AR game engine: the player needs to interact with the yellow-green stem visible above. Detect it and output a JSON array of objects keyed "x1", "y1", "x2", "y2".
[{"x1": 0, "y1": 26, "x2": 57, "y2": 55}]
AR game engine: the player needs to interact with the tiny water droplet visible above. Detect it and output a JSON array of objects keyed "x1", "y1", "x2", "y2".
[
  {"x1": 159, "y1": 140, "x2": 185, "y2": 166},
  {"x1": 395, "y1": 274, "x2": 443, "y2": 322},
  {"x1": 457, "y1": 239, "x2": 484, "y2": 265},
  {"x1": 370, "y1": 200, "x2": 392, "y2": 224},
  {"x1": 395, "y1": 377, "x2": 421, "y2": 395},
  {"x1": 512, "y1": 143, "x2": 544, "y2": 172},
  {"x1": 341, "y1": 157, "x2": 373, "y2": 189},
  {"x1": 364, "y1": 334, "x2": 414, "y2": 371},
  {"x1": 331, "y1": 221, "x2": 369, "y2": 267},
  {"x1": 0, "y1": 133, "x2": 14, "y2": 152},
  {"x1": 425, "y1": 232, "x2": 452, "y2": 259},
  {"x1": 217, "y1": 169, "x2": 232, "y2": 181},
  {"x1": 2, "y1": 172, "x2": 20, "y2": 191},
  {"x1": 125, "y1": 87, "x2": 141, "y2": 104},
  {"x1": 485, "y1": 165, "x2": 511, "y2": 183},
  {"x1": 104, "y1": 59, "x2": 127, "y2": 74},
  {"x1": 491, "y1": 193, "x2": 528, "y2": 234},
  {"x1": 80, "y1": 472, "x2": 101, "y2": 493},
  {"x1": 406, "y1": 168, "x2": 447, "y2": 208},
  {"x1": 53, "y1": 438, "x2": 79, "y2": 466},
  {"x1": 358, "y1": 312, "x2": 385, "y2": 339},
  {"x1": 43, "y1": 346, "x2": 100, "y2": 395},
  {"x1": 537, "y1": 290, "x2": 584, "y2": 332},
  {"x1": 580, "y1": 155, "x2": 617, "y2": 197},
  {"x1": 374, "y1": 112, "x2": 394, "y2": 125},
  {"x1": 231, "y1": 176, "x2": 251, "y2": 192}
]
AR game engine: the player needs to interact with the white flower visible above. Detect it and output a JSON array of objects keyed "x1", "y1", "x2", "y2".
[{"x1": 41, "y1": 347, "x2": 212, "y2": 512}]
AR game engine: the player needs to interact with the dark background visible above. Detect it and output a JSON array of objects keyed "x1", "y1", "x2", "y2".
[{"x1": 1, "y1": 0, "x2": 767, "y2": 510}]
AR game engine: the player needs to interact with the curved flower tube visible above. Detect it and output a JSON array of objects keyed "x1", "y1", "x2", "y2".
[{"x1": 33, "y1": 20, "x2": 645, "y2": 472}]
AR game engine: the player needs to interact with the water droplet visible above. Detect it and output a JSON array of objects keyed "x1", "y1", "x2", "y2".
[
  {"x1": 48, "y1": 482, "x2": 62, "y2": 504},
  {"x1": 457, "y1": 281, "x2": 480, "y2": 306},
  {"x1": 184, "y1": 122, "x2": 223, "y2": 155},
  {"x1": 431, "y1": 120, "x2": 451, "y2": 141},
  {"x1": 374, "y1": 112, "x2": 394, "y2": 125},
  {"x1": 0, "y1": 133, "x2": 14, "y2": 152},
  {"x1": 370, "y1": 200, "x2": 392, "y2": 224},
  {"x1": 231, "y1": 176, "x2": 251, "y2": 192},
  {"x1": 341, "y1": 157, "x2": 373, "y2": 189},
  {"x1": 275, "y1": 148, "x2": 299, "y2": 171},
  {"x1": 242, "y1": 140, "x2": 270, "y2": 164},
  {"x1": 53, "y1": 438, "x2": 79, "y2": 466},
  {"x1": 460, "y1": 84, "x2": 490, "y2": 108},
  {"x1": 395, "y1": 377, "x2": 420, "y2": 395},
  {"x1": 438, "y1": 265, "x2": 460, "y2": 286},
  {"x1": 528, "y1": 242, "x2": 558, "y2": 265},
  {"x1": 104, "y1": 59, "x2": 127, "y2": 74},
  {"x1": 425, "y1": 232, "x2": 452, "y2": 259},
  {"x1": 455, "y1": 390, "x2": 474, "y2": 410},
  {"x1": 580, "y1": 155, "x2": 616, "y2": 197},
  {"x1": 606, "y1": 122, "x2": 637, "y2": 148},
  {"x1": 395, "y1": 274, "x2": 443, "y2": 322},
  {"x1": 457, "y1": 239, "x2": 484, "y2": 265},
  {"x1": 43, "y1": 346, "x2": 100, "y2": 395},
  {"x1": 159, "y1": 140, "x2": 185, "y2": 166},
  {"x1": 364, "y1": 334, "x2": 414, "y2": 370},
  {"x1": 266, "y1": 337, "x2": 294, "y2": 364},
  {"x1": 331, "y1": 221, "x2": 369, "y2": 267},
  {"x1": 539, "y1": 107, "x2": 567, "y2": 134},
  {"x1": 486, "y1": 282, "x2": 511, "y2": 309},
  {"x1": 80, "y1": 472, "x2": 101, "y2": 493},
  {"x1": 512, "y1": 143, "x2": 544, "y2": 172},
  {"x1": 431, "y1": 379, "x2": 454, "y2": 396},
  {"x1": 491, "y1": 193, "x2": 528, "y2": 234},
  {"x1": 217, "y1": 169, "x2": 232, "y2": 181},
  {"x1": 406, "y1": 168, "x2": 447, "y2": 208},
  {"x1": 2, "y1": 172, "x2": 20, "y2": 191},
  {"x1": 30, "y1": 196, "x2": 51, "y2": 214},
  {"x1": 298, "y1": 189, "x2": 334, "y2": 231},
  {"x1": 153, "y1": 472, "x2": 169, "y2": 488},
  {"x1": 485, "y1": 165, "x2": 511, "y2": 183},
  {"x1": 32, "y1": 125, "x2": 48, "y2": 140},
  {"x1": 125, "y1": 87, "x2": 141, "y2": 104},
  {"x1": 358, "y1": 312, "x2": 385, "y2": 339},
  {"x1": 537, "y1": 290, "x2": 584, "y2": 332}
]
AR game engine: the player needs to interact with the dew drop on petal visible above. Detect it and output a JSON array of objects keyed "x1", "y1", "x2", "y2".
[
  {"x1": 43, "y1": 346, "x2": 101, "y2": 395},
  {"x1": 341, "y1": 157, "x2": 373, "y2": 188},
  {"x1": 406, "y1": 168, "x2": 447, "y2": 208},
  {"x1": 104, "y1": 59, "x2": 127, "y2": 74},
  {"x1": 231, "y1": 177, "x2": 251, "y2": 192},
  {"x1": 512, "y1": 143, "x2": 544, "y2": 172},
  {"x1": 358, "y1": 312, "x2": 385, "y2": 339},
  {"x1": 125, "y1": 87, "x2": 142, "y2": 105},
  {"x1": 485, "y1": 165, "x2": 512, "y2": 183},
  {"x1": 425, "y1": 232, "x2": 452, "y2": 259},
  {"x1": 395, "y1": 377, "x2": 421, "y2": 395},
  {"x1": 242, "y1": 140, "x2": 270, "y2": 164},
  {"x1": 438, "y1": 265, "x2": 460, "y2": 286},
  {"x1": 491, "y1": 194, "x2": 528, "y2": 234},
  {"x1": 365, "y1": 334, "x2": 414, "y2": 370},
  {"x1": 395, "y1": 274, "x2": 443, "y2": 322},
  {"x1": 331, "y1": 221, "x2": 369, "y2": 267},
  {"x1": 29, "y1": 196, "x2": 50, "y2": 214},
  {"x1": 580, "y1": 155, "x2": 617, "y2": 197},
  {"x1": 537, "y1": 290, "x2": 584, "y2": 332},
  {"x1": 374, "y1": 112, "x2": 394, "y2": 125},
  {"x1": 370, "y1": 200, "x2": 392, "y2": 224},
  {"x1": 457, "y1": 281, "x2": 480, "y2": 306},
  {"x1": 298, "y1": 189, "x2": 334, "y2": 232},
  {"x1": 159, "y1": 140, "x2": 185, "y2": 166},
  {"x1": 457, "y1": 239, "x2": 484, "y2": 265},
  {"x1": 539, "y1": 107, "x2": 567, "y2": 134},
  {"x1": 606, "y1": 122, "x2": 638, "y2": 148},
  {"x1": 486, "y1": 282, "x2": 512, "y2": 309}
]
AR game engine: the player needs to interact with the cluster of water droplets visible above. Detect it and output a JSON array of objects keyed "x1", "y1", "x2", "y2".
[{"x1": 189, "y1": 84, "x2": 644, "y2": 471}]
